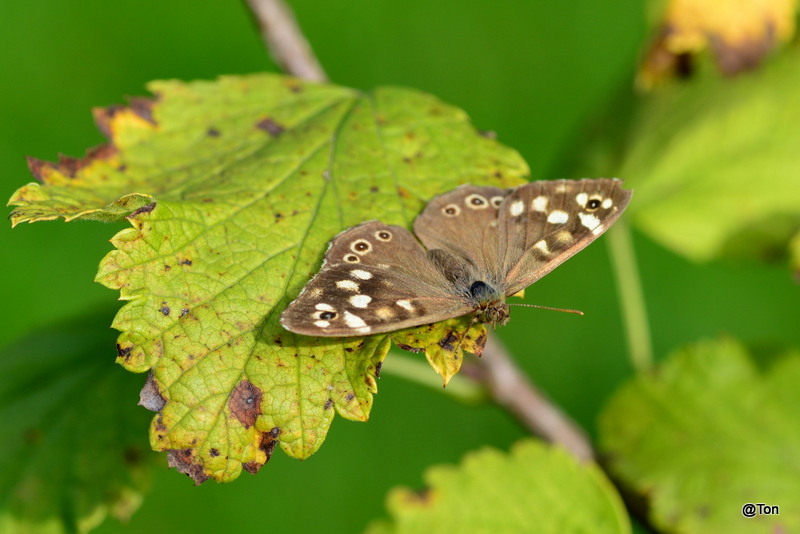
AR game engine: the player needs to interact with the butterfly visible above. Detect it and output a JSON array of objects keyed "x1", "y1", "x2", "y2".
[{"x1": 280, "y1": 179, "x2": 632, "y2": 337}]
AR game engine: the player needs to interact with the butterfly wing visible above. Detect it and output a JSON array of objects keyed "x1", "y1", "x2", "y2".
[
  {"x1": 497, "y1": 178, "x2": 632, "y2": 295},
  {"x1": 413, "y1": 185, "x2": 510, "y2": 284},
  {"x1": 280, "y1": 221, "x2": 473, "y2": 336}
]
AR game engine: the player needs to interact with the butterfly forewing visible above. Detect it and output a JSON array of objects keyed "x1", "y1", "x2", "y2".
[
  {"x1": 280, "y1": 221, "x2": 473, "y2": 336},
  {"x1": 499, "y1": 179, "x2": 632, "y2": 295}
]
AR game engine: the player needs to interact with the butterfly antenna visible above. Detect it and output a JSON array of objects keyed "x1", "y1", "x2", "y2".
[{"x1": 508, "y1": 303, "x2": 585, "y2": 316}]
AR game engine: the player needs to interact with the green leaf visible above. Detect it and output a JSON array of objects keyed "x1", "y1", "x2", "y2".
[
  {"x1": 10, "y1": 74, "x2": 528, "y2": 481},
  {"x1": 0, "y1": 310, "x2": 155, "y2": 534},
  {"x1": 621, "y1": 46, "x2": 800, "y2": 263},
  {"x1": 365, "y1": 439, "x2": 630, "y2": 534},
  {"x1": 599, "y1": 338, "x2": 800, "y2": 533}
]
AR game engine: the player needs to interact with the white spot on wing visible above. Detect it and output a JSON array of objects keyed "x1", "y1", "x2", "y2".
[
  {"x1": 592, "y1": 224, "x2": 605, "y2": 235},
  {"x1": 315, "y1": 303, "x2": 335, "y2": 312},
  {"x1": 344, "y1": 311, "x2": 367, "y2": 328},
  {"x1": 350, "y1": 269, "x2": 372, "y2": 280},
  {"x1": 602, "y1": 198, "x2": 613, "y2": 209},
  {"x1": 534, "y1": 240, "x2": 551, "y2": 255},
  {"x1": 547, "y1": 210, "x2": 569, "y2": 224},
  {"x1": 336, "y1": 280, "x2": 359, "y2": 291},
  {"x1": 531, "y1": 196, "x2": 548, "y2": 212},
  {"x1": 509, "y1": 200, "x2": 524, "y2": 217},
  {"x1": 355, "y1": 326, "x2": 371, "y2": 334},
  {"x1": 396, "y1": 299, "x2": 414, "y2": 311},
  {"x1": 576, "y1": 193, "x2": 588, "y2": 207},
  {"x1": 349, "y1": 294, "x2": 372, "y2": 308},
  {"x1": 314, "y1": 320, "x2": 330, "y2": 328},
  {"x1": 578, "y1": 212, "x2": 601, "y2": 231}
]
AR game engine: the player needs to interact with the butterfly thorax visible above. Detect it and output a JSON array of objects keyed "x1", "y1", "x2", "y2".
[{"x1": 468, "y1": 281, "x2": 510, "y2": 327}]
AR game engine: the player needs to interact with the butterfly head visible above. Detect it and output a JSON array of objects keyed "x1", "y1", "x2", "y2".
[{"x1": 468, "y1": 280, "x2": 510, "y2": 327}]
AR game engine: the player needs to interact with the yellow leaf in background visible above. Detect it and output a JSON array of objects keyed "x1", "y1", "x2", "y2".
[{"x1": 639, "y1": 0, "x2": 797, "y2": 87}]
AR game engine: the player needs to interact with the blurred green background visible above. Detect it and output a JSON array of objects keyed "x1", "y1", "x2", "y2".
[{"x1": 1, "y1": 1, "x2": 797, "y2": 532}]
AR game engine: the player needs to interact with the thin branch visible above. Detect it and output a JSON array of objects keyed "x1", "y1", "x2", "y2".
[
  {"x1": 465, "y1": 334, "x2": 595, "y2": 461},
  {"x1": 244, "y1": 0, "x2": 328, "y2": 82}
]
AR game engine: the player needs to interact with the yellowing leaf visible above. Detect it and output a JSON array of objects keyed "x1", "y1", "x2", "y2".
[
  {"x1": 366, "y1": 439, "x2": 631, "y2": 534},
  {"x1": 392, "y1": 317, "x2": 487, "y2": 386},
  {"x1": 599, "y1": 338, "x2": 800, "y2": 533},
  {"x1": 10, "y1": 74, "x2": 528, "y2": 482},
  {"x1": 639, "y1": 0, "x2": 797, "y2": 86}
]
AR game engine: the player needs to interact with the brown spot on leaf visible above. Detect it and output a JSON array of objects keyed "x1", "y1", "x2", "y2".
[
  {"x1": 396, "y1": 186, "x2": 412, "y2": 199},
  {"x1": 370, "y1": 186, "x2": 379, "y2": 193},
  {"x1": 160, "y1": 303, "x2": 170, "y2": 316},
  {"x1": 179, "y1": 308, "x2": 189, "y2": 318},
  {"x1": 324, "y1": 399, "x2": 334, "y2": 410},
  {"x1": 256, "y1": 117, "x2": 285, "y2": 137},
  {"x1": 167, "y1": 449, "x2": 209, "y2": 485},
  {"x1": 129, "y1": 202, "x2": 156, "y2": 218},
  {"x1": 207, "y1": 127, "x2": 221, "y2": 137},
  {"x1": 164, "y1": 264, "x2": 171, "y2": 271},
  {"x1": 478, "y1": 130, "x2": 497, "y2": 139},
  {"x1": 345, "y1": 393, "x2": 355, "y2": 402},
  {"x1": 26, "y1": 156, "x2": 48, "y2": 183},
  {"x1": 179, "y1": 258, "x2": 193, "y2": 266},
  {"x1": 438, "y1": 331, "x2": 458, "y2": 352},
  {"x1": 209, "y1": 448, "x2": 220, "y2": 457},
  {"x1": 243, "y1": 427, "x2": 281, "y2": 474},
  {"x1": 26, "y1": 145, "x2": 117, "y2": 183},
  {"x1": 473, "y1": 332, "x2": 487, "y2": 357},
  {"x1": 396, "y1": 343, "x2": 424, "y2": 354},
  {"x1": 129, "y1": 97, "x2": 156, "y2": 124},
  {"x1": 154, "y1": 413, "x2": 166, "y2": 431},
  {"x1": 374, "y1": 361, "x2": 383, "y2": 378},
  {"x1": 229, "y1": 380, "x2": 263, "y2": 428},
  {"x1": 116, "y1": 343, "x2": 133, "y2": 362},
  {"x1": 138, "y1": 372, "x2": 166, "y2": 412}
]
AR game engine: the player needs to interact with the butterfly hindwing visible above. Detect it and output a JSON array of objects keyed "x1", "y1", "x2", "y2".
[{"x1": 280, "y1": 221, "x2": 473, "y2": 336}]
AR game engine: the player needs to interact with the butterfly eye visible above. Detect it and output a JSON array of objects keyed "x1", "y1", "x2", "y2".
[
  {"x1": 375, "y1": 230, "x2": 392, "y2": 241},
  {"x1": 318, "y1": 311, "x2": 337, "y2": 320},
  {"x1": 464, "y1": 194, "x2": 489, "y2": 209},
  {"x1": 490, "y1": 196, "x2": 504, "y2": 208},
  {"x1": 344, "y1": 254, "x2": 360, "y2": 263},
  {"x1": 442, "y1": 204, "x2": 460, "y2": 217},
  {"x1": 586, "y1": 198, "x2": 602, "y2": 211},
  {"x1": 351, "y1": 239, "x2": 372, "y2": 254}
]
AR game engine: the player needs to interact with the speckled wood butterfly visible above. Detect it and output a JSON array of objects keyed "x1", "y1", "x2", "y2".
[{"x1": 281, "y1": 179, "x2": 631, "y2": 336}]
